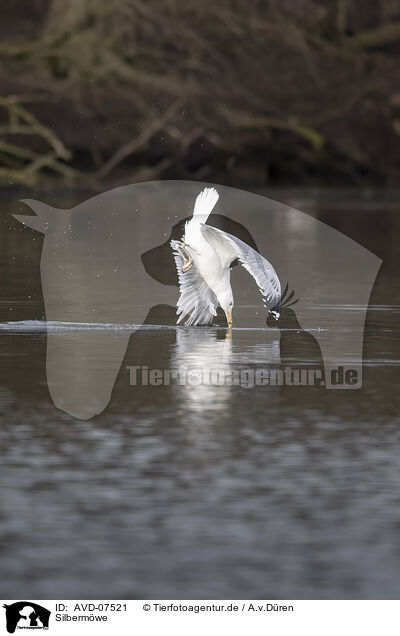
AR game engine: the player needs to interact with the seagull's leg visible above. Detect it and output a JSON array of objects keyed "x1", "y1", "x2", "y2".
[
  {"x1": 182, "y1": 255, "x2": 194, "y2": 273},
  {"x1": 176, "y1": 244, "x2": 194, "y2": 273},
  {"x1": 182, "y1": 243, "x2": 195, "y2": 272}
]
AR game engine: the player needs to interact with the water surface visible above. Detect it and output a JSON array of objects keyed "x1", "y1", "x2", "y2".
[{"x1": 0, "y1": 188, "x2": 399, "y2": 599}]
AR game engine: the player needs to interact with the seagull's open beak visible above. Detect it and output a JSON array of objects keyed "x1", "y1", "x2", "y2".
[{"x1": 224, "y1": 307, "x2": 232, "y2": 328}]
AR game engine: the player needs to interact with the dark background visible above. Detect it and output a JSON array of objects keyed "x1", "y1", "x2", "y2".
[{"x1": 0, "y1": 0, "x2": 400, "y2": 190}]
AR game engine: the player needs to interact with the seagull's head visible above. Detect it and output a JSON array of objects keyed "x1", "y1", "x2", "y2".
[{"x1": 217, "y1": 288, "x2": 234, "y2": 328}]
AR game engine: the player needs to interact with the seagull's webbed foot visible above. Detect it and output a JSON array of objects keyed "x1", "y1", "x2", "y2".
[{"x1": 177, "y1": 244, "x2": 194, "y2": 273}]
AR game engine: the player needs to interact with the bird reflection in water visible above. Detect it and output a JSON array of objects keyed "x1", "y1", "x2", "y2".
[
  {"x1": 171, "y1": 328, "x2": 233, "y2": 414},
  {"x1": 171, "y1": 324, "x2": 281, "y2": 416}
]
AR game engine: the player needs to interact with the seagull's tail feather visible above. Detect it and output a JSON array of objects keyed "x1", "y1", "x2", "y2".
[{"x1": 192, "y1": 187, "x2": 219, "y2": 222}]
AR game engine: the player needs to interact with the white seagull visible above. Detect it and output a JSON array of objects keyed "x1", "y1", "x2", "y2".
[{"x1": 171, "y1": 187, "x2": 281, "y2": 327}]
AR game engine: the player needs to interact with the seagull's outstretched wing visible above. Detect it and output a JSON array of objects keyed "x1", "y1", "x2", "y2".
[
  {"x1": 171, "y1": 240, "x2": 218, "y2": 326},
  {"x1": 200, "y1": 225, "x2": 281, "y2": 318}
]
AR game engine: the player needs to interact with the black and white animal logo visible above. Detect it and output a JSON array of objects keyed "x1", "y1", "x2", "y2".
[{"x1": 3, "y1": 602, "x2": 50, "y2": 634}]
